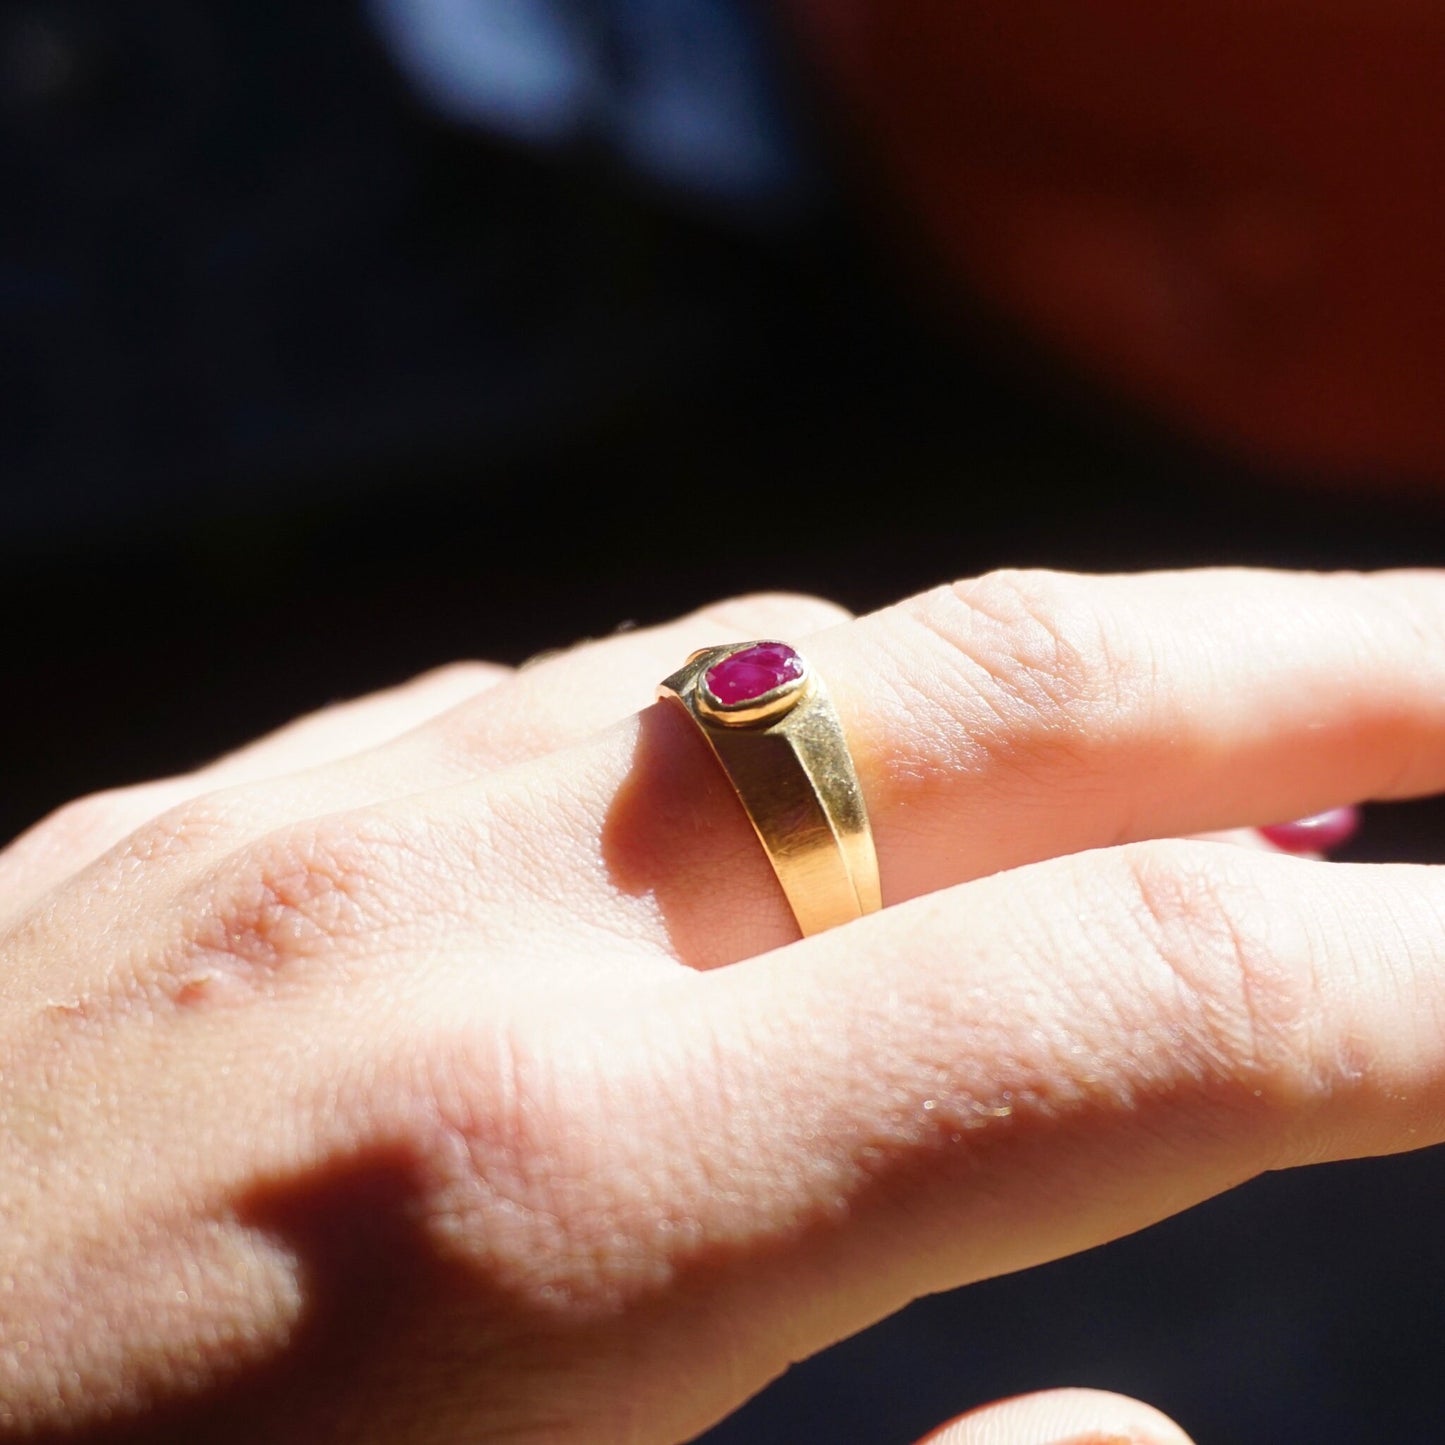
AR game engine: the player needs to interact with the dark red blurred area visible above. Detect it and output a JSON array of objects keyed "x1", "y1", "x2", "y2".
[{"x1": 787, "y1": 0, "x2": 1445, "y2": 483}]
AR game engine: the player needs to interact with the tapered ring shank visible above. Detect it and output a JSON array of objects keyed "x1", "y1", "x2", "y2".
[{"x1": 657, "y1": 642, "x2": 881, "y2": 937}]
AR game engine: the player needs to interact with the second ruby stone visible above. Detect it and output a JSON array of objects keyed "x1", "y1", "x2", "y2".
[{"x1": 704, "y1": 643, "x2": 805, "y2": 706}]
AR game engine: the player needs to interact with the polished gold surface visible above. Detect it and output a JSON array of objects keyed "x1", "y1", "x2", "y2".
[{"x1": 658, "y1": 644, "x2": 881, "y2": 937}]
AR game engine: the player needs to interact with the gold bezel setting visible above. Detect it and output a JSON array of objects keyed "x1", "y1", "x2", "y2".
[{"x1": 693, "y1": 643, "x2": 811, "y2": 728}]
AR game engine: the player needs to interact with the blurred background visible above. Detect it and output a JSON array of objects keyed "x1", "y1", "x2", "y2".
[{"x1": 3, "y1": 2, "x2": 1445, "y2": 1441}]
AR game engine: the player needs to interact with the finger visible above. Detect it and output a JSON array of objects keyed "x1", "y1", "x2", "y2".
[
  {"x1": 495, "y1": 566, "x2": 1445, "y2": 965},
  {"x1": 0, "y1": 594, "x2": 849, "y2": 920},
  {"x1": 829, "y1": 568, "x2": 1437, "y2": 898},
  {"x1": 916, "y1": 1389, "x2": 1195, "y2": 1445},
  {"x1": 650, "y1": 843, "x2": 1445, "y2": 1389},
  {"x1": 199, "y1": 662, "x2": 511, "y2": 783},
  {"x1": 0, "y1": 662, "x2": 507, "y2": 915}
]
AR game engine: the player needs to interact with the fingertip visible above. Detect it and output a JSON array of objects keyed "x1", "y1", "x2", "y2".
[
  {"x1": 915, "y1": 1387, "x2": 1196, "y2": 1445},
  {"x1": 1258, "y1": 805, "x2": 1361, "y2": 855}
]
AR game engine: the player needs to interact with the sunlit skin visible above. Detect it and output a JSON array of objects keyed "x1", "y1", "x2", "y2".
[
  {"x1": 786, "y1": 1, "x2": 1445, "y2": 482},
  {"x1": 6, "y1": 569, "x2": 1445, "y2": 1442}
]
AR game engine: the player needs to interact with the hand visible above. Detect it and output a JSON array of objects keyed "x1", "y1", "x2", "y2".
[{"x1": 3, "y1": 567, "x2": 1443, "y2": 1444}]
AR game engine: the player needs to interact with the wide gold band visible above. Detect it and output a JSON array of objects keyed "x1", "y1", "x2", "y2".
[{"x1": 658, "y1": 643, "x2": 881, "y2": 937}]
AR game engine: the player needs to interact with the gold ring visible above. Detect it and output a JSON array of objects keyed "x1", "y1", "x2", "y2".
[{"x1": 658, "y1": 641, "x2": 881, "y2": 936}]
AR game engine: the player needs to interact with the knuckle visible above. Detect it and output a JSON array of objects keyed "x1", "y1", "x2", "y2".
[
  {"x1": 694, "y1": 590, "x2": 852, "y2": 638},
  {"x1": 175, "y1": 815, "x2": 413, "y2": 991},
  {"x1": 26, "y1": 780, "x2": 185, "y2": 855},
  {"x1": 110, "y1": 792, "x2": 244, "y2": 869},
  {"x1": 946, "y1": 569, "x2": 1117, "y2": 725},
  {"x1": 1364, "y1": 570, "x2": 1445, "y2": 655},
  {"x1": 1110, "y1": 840, "x2": 1321, "y2": 1101},
  {"x1": 38, "y1": 788, "x2": 129, "y2": 845},
  {"x1": 410, "y1": 660, "x2": 508, "y2": 695}
]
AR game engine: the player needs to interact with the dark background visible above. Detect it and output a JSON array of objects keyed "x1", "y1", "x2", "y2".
[{"x1": 3, "y1": 4, "x2": 1444, "y2": 1442}]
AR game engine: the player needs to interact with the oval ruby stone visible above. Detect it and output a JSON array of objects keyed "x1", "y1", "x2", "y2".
[{"x1": 704, "y1": 642, "x2": 805, "y2": 706}]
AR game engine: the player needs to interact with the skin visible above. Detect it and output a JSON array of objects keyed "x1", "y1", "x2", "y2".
[{"x1": 4, "y1": 567, "x2": 1445, "y2": 1442}]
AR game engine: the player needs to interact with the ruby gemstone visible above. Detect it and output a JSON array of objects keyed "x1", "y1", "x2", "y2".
[{"x1": 704, "y1": 642, "x2": 805, "y2": 706}]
